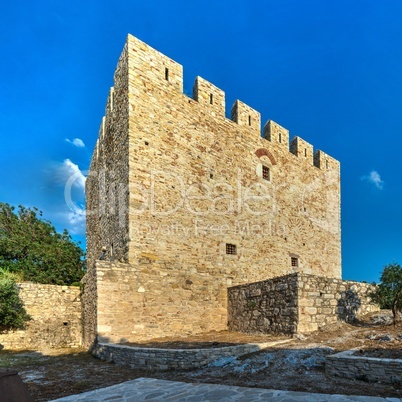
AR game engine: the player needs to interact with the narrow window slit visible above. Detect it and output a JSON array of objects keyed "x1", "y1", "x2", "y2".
[
  {"x1": 165, "y1": 67, "x2": 169, "y2": 81},
  {"x1": 210, "y1": 93, "x2": 213, "y2": 104}
]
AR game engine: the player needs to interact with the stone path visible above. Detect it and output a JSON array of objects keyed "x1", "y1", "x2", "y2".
[{"x1": 52, "y1": 378, "x2": 401, "y2": 401}]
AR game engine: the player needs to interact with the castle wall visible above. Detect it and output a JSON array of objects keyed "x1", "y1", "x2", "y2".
[
  {"x1": 94, "y1": 260, "x2": 227, "y2": 343},
  {"x1": 85, "y1": 34, "x2": 342, "y2": 344},
  {"x1": 0, "y1": 283, "x2": 81, "y2": 350},
  {"x1": 121, "y1": 37, "x2": 341, "y2": 283},
  {"x1": 84, "y1": 43, "x2": 131, "y2": 347},
  {"x1": 228, "y1": 274, "x2": 378, "y2": 335},
  {"x1": 86, "y1": 42, "x2": 130, "y2": 267},
  {"x1": 122, "y1": 34, "x2": 341, "y2": 283}
]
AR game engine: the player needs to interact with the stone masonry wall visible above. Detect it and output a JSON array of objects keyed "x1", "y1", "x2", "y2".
[
  {"x1": 85, "y1": 43, "x2": 130, "y2": 268},
  {"x1": 86, "y1": 34, "x2": 341, "y2": 282},
  {"x1": 95, "y1": 260, "x2": 227, "y2": 343},
  {"x1": 228, "y1": 274, "x2": 378, "y2": 335},
  {"x1": 297, "y1": 275, "x2": 378, "y2": 333},
  {"x1": 81, "y1": 267, "x2": 97, "y2": 349},
  {"x1": 228, "y1": 274, "x2": 299, "y2": 334},
  {"x1": 326, "y1": 350, "x2": 402, "y2": 385},
  {"x1": 123, "y1": 34, "x2": 341, "y2": 281},
  {"x1": 94, "y1": 341, "x2": 273, "y2": 371},
  {"x1": 0, "y1": 283, "x2": 82, "y2": 350}
]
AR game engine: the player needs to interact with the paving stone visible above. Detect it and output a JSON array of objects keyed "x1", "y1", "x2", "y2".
[{"x1": 51, "y1": 378, "x2": 400, "y2": 401}]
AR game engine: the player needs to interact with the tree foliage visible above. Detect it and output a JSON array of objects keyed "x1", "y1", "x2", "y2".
[
  {"x1": 0, "y1": 203, "x2": 85, "y2": 285},
  {"x1": 0, "y1": 268, "x2": 30, "y2": 332},
  {"x1": 371, "y1": 263, "x2": 402, "y2": 325}
]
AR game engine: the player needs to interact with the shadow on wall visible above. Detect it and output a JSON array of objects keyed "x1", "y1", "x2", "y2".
[{"x1": 337, "y1": 289, "x2": 361, "y2": 323}]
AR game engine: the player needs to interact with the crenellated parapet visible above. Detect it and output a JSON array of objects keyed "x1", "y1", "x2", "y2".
[
  {"x1": 94, "y1": 34, "x2": 339, "y2": 173},
  {"x1": 313, "y1": 150, "x2": 340, "y2": 171}
]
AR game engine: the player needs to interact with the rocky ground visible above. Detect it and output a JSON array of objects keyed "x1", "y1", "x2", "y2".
[{"x1": 1, "y1": 311, "x2": 401, "y2": 401}]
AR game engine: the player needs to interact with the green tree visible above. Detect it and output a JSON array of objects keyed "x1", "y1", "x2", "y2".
[
  {"x1": 371, "y1": 263, "x2": 402, "y2": 325},
  {"x1": 0, "y1": 268, "x2": 30, "y2": 332},
  {"x1": 0, "y1": 203, "x2": 85, "y2": 285}
]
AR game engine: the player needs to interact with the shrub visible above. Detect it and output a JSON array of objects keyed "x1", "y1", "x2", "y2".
[
  {"x1": 370, "y1": 263, "x2": 402, "y2": 325},
  {"x1": 0, "y1": 269, "x2": 30, "y2": 332}
]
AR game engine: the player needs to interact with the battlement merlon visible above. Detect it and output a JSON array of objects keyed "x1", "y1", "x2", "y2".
[
  {"x1": 314, "y1": 150, "x2": 340, "y2": 171},
  {"x1": 231, "y1": 100, "x2": 261, "y2": 133},
  {"x1": 126, "y1": 34, "x2": 183, "y2": 93},
  {"x1": 289, "y1": 136, "x2": 339, "y2": 171},
  {"x1": 105, "y1": 87, "x2": 115, "y2": 115},
  {"x1": 193, "y1": 76, "x2": 225, "y2": 118},
  {"x1": 263, "y1": 120, "x2": 289, "y2": 148},
  {"x1": 90, "y1": 116, "x2": 106, "y2": 168},
  {"x1": 290, "y1": 136, "x2": 314, "y2": 161}
]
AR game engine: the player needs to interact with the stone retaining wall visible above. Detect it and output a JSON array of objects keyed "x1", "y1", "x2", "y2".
[
  {"x1": 0, "y1": 283, "x2": 82, "y2": 350},
  {"x1": 94, "y1": 341, "x2": 275, "y2": 371},
  {"x1": 228, "y1": 274, "x2": 299, "y2": 334},
  {"x1": 326, "y1": 350, "x2": 402, "y2": 384},
  {"x1": 298, "y1": 274, "x2": 378, "y2": 332},
  {"x1": 92, "y1": 260, "x2": 228, "y2": 344},
  {"x1": 228, "y1": 273, "x2": 378, "y2": 335}
]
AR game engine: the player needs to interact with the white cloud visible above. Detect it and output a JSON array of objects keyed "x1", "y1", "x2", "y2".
[
  {"x1": 66, "y1": 138, "x2": 85, "y2": 148},
  {"x1": 361, "y1": 170, "x2": 384, "y2": 189},
  {"x1": 60, "y1": 159, "x2": 86, "y2": 190},
  {"x1": 52, "y1": 206, "x2": 86, "y2": 236},
  {"x1": 59, "y1": 159, "x2": 87, "y2": 235},
  {"x1": 66, "y1": 206, "x2": 86, "y2": 235},
  {"x1": 42, "y1": 159, "x2": 87, "y2": 237}
]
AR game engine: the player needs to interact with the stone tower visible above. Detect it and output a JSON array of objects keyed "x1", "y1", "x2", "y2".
[{"x1": 83, "y1": 34, "x2": 341, "y2": 347}]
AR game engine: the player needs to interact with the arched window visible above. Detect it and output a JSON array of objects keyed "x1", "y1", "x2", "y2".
[{"x1": 254, "y1": 148, "x2": 277, "y2": 165}]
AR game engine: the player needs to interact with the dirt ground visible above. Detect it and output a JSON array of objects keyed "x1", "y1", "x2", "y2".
[{"x1": 1, "y1": 311, "x2": 402, "y2": 401}]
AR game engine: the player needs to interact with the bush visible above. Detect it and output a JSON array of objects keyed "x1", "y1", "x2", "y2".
[
  {"x1": 0, "y1": 269, "x2": 30, "y2": 332},
  {"x1": 0, "y1": 203, "x2": 85, "y2": 285},
  {"x1": 370, "y1": 263, "x2": 402, "y2": 325}
]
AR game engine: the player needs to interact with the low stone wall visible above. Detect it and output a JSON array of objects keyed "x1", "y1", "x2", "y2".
[
  {"x1": 326, "y1": 350, "x2": 402, "y2": 384},
  {"x1": 94, "y1": 341, "x2": 275, "y2": 371},
  {"x1": 0, "y1": 283, "x2": 82, "y2": 350},
  {"x1": 298, "y1": 275, "x2": 378, "y2": 332},
  {"x1": 228, "y1": 273, "x2": 378, "y2": 335},
  {"x1": 228, "y1": 274, "x2": 299, "y2": 335}
]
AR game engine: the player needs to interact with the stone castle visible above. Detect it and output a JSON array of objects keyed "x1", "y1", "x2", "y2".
[{"x1": 82, "y1": 34, "x2": 373, "y2": 348}]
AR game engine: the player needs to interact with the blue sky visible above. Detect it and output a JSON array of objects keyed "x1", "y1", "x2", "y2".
[{"x1": 1, "y1": 0, "x2": 402, "y2": 283}]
